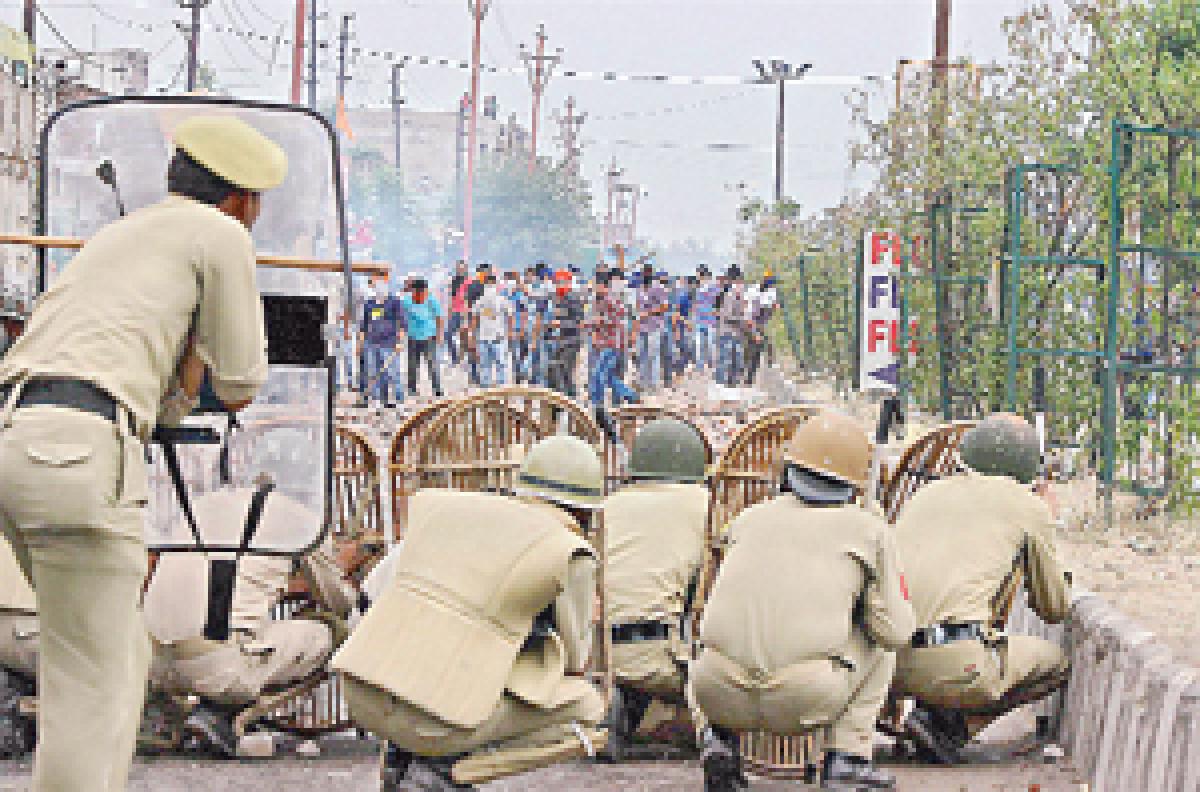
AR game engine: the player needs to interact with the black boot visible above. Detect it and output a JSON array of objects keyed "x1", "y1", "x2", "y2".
[
  {"x1": 820, "y1": 751, "x2": 896, "y2": 790},
  {"x1": 702, "y1": 727, "x2": 746, "y2": 791},
  {"x1": 182, "y1": 704, "x2": 237, "y2": 758},
  {"x1": 904, "y1": 706, "x2": 963, "y2": 765},
  {"x1": 406, "y1": 754, "x2": 473, "y2": 790}
]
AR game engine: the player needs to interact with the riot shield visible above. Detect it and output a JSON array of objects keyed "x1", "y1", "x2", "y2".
[{"x1": 38, "y1": 96, "x2": 351, "y2": 556}]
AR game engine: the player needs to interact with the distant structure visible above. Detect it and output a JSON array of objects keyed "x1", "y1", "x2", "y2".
[
  {"x1": 42, "y1": 48, "x2": 150, "y2": 100},
  {"x1": 0, "y1": 23, "x2": 36, "y2": 330}
]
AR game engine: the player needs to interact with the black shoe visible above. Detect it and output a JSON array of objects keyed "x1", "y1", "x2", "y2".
[
  {"x1": 405, "y1": 755, "x2": 473, "y2": 790},
  {"x1": 905, "y1": 707, "x2": 963, "y2": 765},
  {"x1": 702, "y1": 729, "x2": 744, "y2": 792},
  {"x1": 182, "y1": 705, "x2": 237, "y2": 758},
  {"x1": 380, "y1": 743, "x2": 413, "y2": 791},
  {"x1": 820, "y1": 751, "x2": 895, "y2": 790}
]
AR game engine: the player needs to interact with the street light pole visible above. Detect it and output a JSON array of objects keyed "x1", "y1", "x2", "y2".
[{"x1": 752, "y1": 58, "x2": 812, "y2": 205}]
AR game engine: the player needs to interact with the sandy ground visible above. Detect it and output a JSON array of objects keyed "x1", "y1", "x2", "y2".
[{"x1": 0, "y1": 743, "x2": 1084, "y2": 791}]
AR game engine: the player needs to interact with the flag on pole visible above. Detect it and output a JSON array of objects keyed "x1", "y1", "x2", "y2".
[{"x1": 336, "y1": 95, "x2": 355, "y2": 141}]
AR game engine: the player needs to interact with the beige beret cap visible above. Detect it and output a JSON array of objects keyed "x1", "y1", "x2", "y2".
[{"x1": 173, "y1": 115, "x2": 288, "y2": 191}]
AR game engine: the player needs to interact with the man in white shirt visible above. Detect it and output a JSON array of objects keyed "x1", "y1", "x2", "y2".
[{"x1": 470, "y1": 273, "x2": 513, "y2": 387}]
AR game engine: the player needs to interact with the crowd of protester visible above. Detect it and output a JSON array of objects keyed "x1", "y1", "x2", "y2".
[{"x1": 336, "y1": 259, "x2": 779, "y2": 410}]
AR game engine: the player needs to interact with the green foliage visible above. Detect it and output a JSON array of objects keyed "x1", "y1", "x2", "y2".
[
  {"x1": 345, "y1": 147, "x2": 441, "y2": 274},
  {"x1": 468, "y1": 155, "x2": 596, "y2": 270},
  {"x1": 745, "y1": 0, "x2": 1200, "y2": 510}
]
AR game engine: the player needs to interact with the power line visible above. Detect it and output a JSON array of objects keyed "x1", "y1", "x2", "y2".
[{"x1": 590, "y1": 89, "x2": 751, "y2": 122}]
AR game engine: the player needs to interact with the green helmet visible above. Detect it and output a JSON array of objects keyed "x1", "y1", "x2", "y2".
[
  {"x1": 628, "y1": 419, "x2": 707, "y2": 483},
  {"x1": 515, "y1": 435, "x2": 605, "y2": 510},
  {"x1": 959, "y1": 414, "x2": 1040, "y2": 484}
]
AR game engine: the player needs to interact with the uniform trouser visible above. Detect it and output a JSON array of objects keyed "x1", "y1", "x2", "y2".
[
  {"x1": 612, "y1": 637, "x2": 686, "y2": 701},
  {"x1": 343, "y1": 675, "x2": 605, "y2": 765},
  {"x1": 690, "y1": 632, "x2": 893, "y2": 758},
  {"x1": 0, "y1": 611, "x2": 39, "y2": 678},
  {"x1": 407, "y1": 338, "x2": 443, "y2": 398},
  {"x1": 0, "y1": 405, "x2": 150, "y2": 792},
  {"x1": 894, "y1": 635, "x2": 1068, "y2": 724},
  {"x1": 150, "y1": 620, "x2": 332, "y2": 708}
]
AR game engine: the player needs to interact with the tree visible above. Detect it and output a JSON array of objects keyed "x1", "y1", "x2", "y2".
[
  {"x1": 468, "y1": 154, "x2": 596, "y2": 270},
  {"x1": 345, "y1": 148, "x2": 440, "y2": 276}
]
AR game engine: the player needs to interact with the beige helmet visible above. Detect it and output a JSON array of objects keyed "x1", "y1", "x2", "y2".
[
  {"x1": 782, "y1": 412, "x2": 871, "y2": 492},
  {"x1": 515, "y1": 435, "x2": 604, "y2": 510}
]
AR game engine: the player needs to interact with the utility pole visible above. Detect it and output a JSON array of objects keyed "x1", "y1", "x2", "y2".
[
  {"x1": 553, "y1": 95, "x2": 586, "y2": 182},
  {"x1": 179, "y1": 0, "x2": 210, "y2": 92},
  {"x1": 931, "y1": 0, "x2": 952, "y2": 152},
  {"x1": 391, "y1": 63, "x2": 406, "y2": 171},
  {"x1": 290, "y1": 0, "x2": 305, "y2": 104},
  {"x1": 751, "y1": 58, "x2": 812, "y2": 204},
  {"x1": 336, "y1": 13, "x2": 353, "y2": 108},
  {"x1": 22, "y1": 0, "x2": 35, "y2": 51},
  {"x1": 604, "y1": 158, "x2": 622, "y2": 251},
  {"x1": 463, "y1": 0, "x2": 491, "y2": 266},
  {"x1": 306, "y1": 0, "x2": 319, "y2": 108},
  {"x1": 456, "y1": 93, "x2": 469, "y2": 230},
  {"x1": 520, "y1": 23, "x2": 562, "y2": 173}
]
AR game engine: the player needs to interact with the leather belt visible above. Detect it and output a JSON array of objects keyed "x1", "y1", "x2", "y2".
[
  {"x1": 0, "y1": 378, "x2": 120, "y2": 424},
  {"x1": 611, "y1": 621, "x2": 670, "y2": 644},
  {"x1": 911, "y1": 622, "x2": 985, "y2": 649}
]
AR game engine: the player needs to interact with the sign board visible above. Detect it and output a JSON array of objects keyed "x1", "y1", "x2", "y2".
[{"x1": 858, "y1": 230, "x2": 916, "y2": 391}]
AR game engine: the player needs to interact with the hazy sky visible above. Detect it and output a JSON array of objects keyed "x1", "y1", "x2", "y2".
[{"x1": 2, "y1": 0, "x2": 1049, "y2": 249}]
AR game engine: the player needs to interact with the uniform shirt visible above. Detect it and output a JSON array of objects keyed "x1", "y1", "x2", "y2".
[
  {"x1": 398, "y1": 294, "x2": 442, "y2": 342},
  {"x1": 472, "y1": 288, "x2": 511, "y2": 342},
  {"x1": 605, "y1": 482, "x2": 708, "y2": 625},
  {"x1": 637, "y1": 283, "x2": 669, "y2": 334},
  {"x1": 701, "y1": 497, "x2": 914, "y2": 673},
  {"x1": 693, "y1": 282, "x2": 721, "y2": 328},
  {"x1": 589, "y1": 291, "x2": 628, "y2": 350},
  {"x1": 0, "y1": 195, "x2": 267, "y2": 437},
  {"x1": 894, "y1": 472, "x2": 1070, "y2": 628}
]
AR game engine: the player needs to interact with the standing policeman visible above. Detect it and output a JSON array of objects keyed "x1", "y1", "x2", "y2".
[
  {"x1": 892, "y1": 414, "x2": 1070, "y2": 763},
  {"x1": 0, "y1": 115, "x2": 281, "y2": 791},
  {"x1": 691, "y1": 413, "x2": 914, "y2": 791}
]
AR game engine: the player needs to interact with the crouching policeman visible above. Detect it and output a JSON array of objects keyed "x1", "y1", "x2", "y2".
[
  {"x1": 892, "y1": 413, "x2": 1070, "y2": 763},
  {"x1": 334, "y1": 435, "x2": 608, "y2": 790},
  {"x1": 691, "y1": 413, "x2": 914, "y2": 791},
  {"x1": 143, "y1": 472, "x2": 355, "y2": 756},
  {"x1": 604, "y1": 419, "x2": 709, "y2": 758}
]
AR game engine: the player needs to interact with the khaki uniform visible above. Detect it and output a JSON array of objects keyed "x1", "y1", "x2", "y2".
[
  {"x1": 692, "y1": 497, "x2": 914, "y2": 756},
  {"x1": 893, "y1": 473, "x2": 1070, "y2": 718},
  {"x1": 0, "y1": 536, "x2": 38, "y2": 677},
  {"x1": 605, "y1": 482, "x2": 707, "y2": 698},
  {"x1": 0, "y1": 196, "x2": 267, "y2": 792},
  {"x1": 335, "y1": 490, "x2": 604, "y2": 780},
  {"x1": 144, "y1": 488, "x2": 352, "y2": 706}
]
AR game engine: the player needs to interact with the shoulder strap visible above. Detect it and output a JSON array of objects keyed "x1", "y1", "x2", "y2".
[{"x1": 202, "y1": 481, "x2": 275, "y2": 642}]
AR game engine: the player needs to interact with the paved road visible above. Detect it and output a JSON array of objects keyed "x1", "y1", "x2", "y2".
[{"x1": 0, "y1": 743, "x2": 1084, "y2": 791}]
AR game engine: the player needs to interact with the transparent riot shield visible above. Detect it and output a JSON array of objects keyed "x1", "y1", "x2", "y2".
[{"x1": 38, "y1": 97, "x2": 351, "y2": 555}]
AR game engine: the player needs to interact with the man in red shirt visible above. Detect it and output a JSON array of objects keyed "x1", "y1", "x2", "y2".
[
  {"x1": 445, "y1": 259, "x2": 468, "y2": 365},
  {"x1": 586, "y1": 269, "x2": 639, "y2": 409}
]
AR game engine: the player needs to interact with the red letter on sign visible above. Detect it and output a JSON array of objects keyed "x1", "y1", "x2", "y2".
[
  {"x1": 871, "y1": 232, "x2": 898, "y2": 268},
  {"x1": 868, "y1": 319, "x2": 889, "y2": 353}
]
